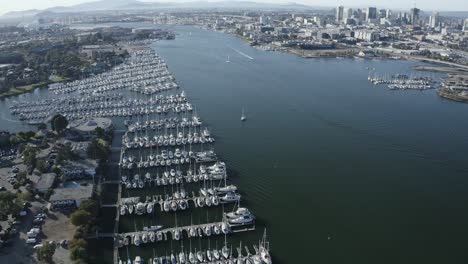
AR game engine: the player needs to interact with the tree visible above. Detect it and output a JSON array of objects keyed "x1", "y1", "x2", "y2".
[
  {"x1": 36, "y1": 242, "x2": 56, "y2": 263},
  {"x1": 16, "y1": 171, "x2": 28, "y2": 185},
  {"x1": 94, "y1": 127, "x2": 105, "y2": 139},
  {"x1": 70, "y1": 210, "x2": 92, "y2": 227},
  {"x1": 56, "y1": 144, "x2": 78, "y2": 164},
  {"x1": 86, "y1": 139, "x2": 109, "y2": 160},
  {"x1": 17, "y1": 190, "x2": 33, "y2": 202},
  {"x1": 69, "y1": 238, "x2": 88, "y2": 262},
  {"x1": 69, "y1": 238, "x2": 87, "y2": 250},
  {"x1": 70, "y1": 246, "x2": 88, "y2": 261},
  {"x1": 0, "y1": 191, "x2": 21, "y2": 220},
  {"x1": 79, "y1": 200, "x2": 99, "y2": 218},
  {"x1": 36, "y1": 159, "x2": 48, "y2": 173},
  {"x1": 51, "y1": 114, "x2": 68, "y2": 133},
  {"x1": 22, "y1": 146, "x2": 37, "y2": 167}
]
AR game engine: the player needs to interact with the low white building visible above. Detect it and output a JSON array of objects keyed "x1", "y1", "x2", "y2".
[{"x1": 49, "y1": 184, "x2": 94, "y2": 210}]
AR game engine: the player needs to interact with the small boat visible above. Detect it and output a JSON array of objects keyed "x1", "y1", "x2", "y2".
[
  {"x1": 215, "y1": 185, "x2": 237, "y2": 194},
  {"x1": 204, "y1": 225, "x2": 212, "y2": 236},
  {"x1": 149, "y1": 231, "x2": 156, "y2": 242},
  {"x1": 128, "y1": 204, "x2": 134, "y2": 214},
  {"x1": 133, "y1": 233, "x2": 141, "y2": 246},
  {"x1": 220, "y1": 192, "x2": 241, "y2": 203},
  {"x1": 178, "y1": 252, "x2": 186, "y2": 263},
  {"x1": 120, "y1": 205, "x2": 127, "y2": 216},
  {"x1": 173, "y1": 229, "x2": 181, "y2": 240},
  {"x1": 221, "y1": 222, "x2": 230, "y2": 234},
  {"x1": 222, "y1": 246, "x2": 230, "y2": 259},
  {"x1": 142, "y1": 232, "x2": 148, "y2": 243},
  {"x1": 241, "y1": 108, "x2": 246, "y2": 121},
  {"x1": 227, "y1": 208, "x2": 250, "y2": 219},
  {"x1": 260, "y1": 245, "x2": 272, "y2": 264},
  {"x1": 228, "y1": 215, "x2": 255, "y2": 225},
  {"x1": 197, "y1": 251, "x2": 204, "y2": 262},
  {"x1": 133, "y1": 256, "x2": 143, "y2": 264},
  {"x1": 146, "y1": 202, "x2": 154, "y2": 214},
  {"x1": 189, "y1": 251, "x2": 196, "y2": 263},
  {"x1": 156, "y1": 231, "x2": 163, "y2": 241}
]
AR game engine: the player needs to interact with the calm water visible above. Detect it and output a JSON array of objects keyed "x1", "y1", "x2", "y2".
[{"x1": 2, "y1": 24, "x2": 468, "y2": 263}]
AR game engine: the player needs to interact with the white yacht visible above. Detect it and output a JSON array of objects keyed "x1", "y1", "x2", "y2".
[
  {"x1": 227, "y1": 208, "x2": 251, "y2": 219},
  {"x1": 228, "y1": 215, "x2": 255, "y2": 225}
]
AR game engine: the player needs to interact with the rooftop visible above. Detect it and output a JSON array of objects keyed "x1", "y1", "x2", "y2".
[
  {"x1": 49, "y1": 184, "x2": 94, "y2": 202},
  {"x1": 35, "y1": 173, "x2": 56, "y2": 191},
  {"x1": 68, "y1": 117, "x2": 113, "y2": 132}
]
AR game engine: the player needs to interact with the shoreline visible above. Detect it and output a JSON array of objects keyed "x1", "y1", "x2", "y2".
[
  {"x1": 437, "y1": 88, "x2": 468, "y2": 102},
  {"x1": 0, "y1": 82, "x2": 51, "y2": 99}
]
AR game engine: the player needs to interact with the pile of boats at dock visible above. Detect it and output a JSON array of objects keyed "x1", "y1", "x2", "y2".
[
  {"x1": 49, "y1": 49, "x2": 178, "y2": 96},
  {"x1": 8, "y1": 49, "x2": 183, "y2": 124},
  {"x1": 118, "y1": 207, "x2": 255, "y2": 247},
  {"x1": 368, "y1": 73, "x2": 436, "y2": 90},
  {"x1": 126, "y1": 116, "x2": 203, "y2": 132},
  {"x1": 122, "y1": 128, "x2": 214, "y2": 150},
  {"x1": 119, "y1": 232, "x2": 271, "y2": 264},
  {"x1": 121, "y1": 163, "x2": 229, "y2": 188},
  {"x1": 119, "y1": 183, "x2": 240, "y2": 214},
  {"x1": 107, "y1": 48, "x2": 271, "y2": 263},
  {"x1": 120, "y1": 149, "x2": 218, "y2": 169}
]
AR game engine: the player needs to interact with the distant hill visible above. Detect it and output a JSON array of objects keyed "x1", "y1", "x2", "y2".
[
  {"x1": 2, "y1": 9, "x2": 42, "y2": 18},
  {"x1": 1, "y1": 0, "x2": 324, "y2": 18}
]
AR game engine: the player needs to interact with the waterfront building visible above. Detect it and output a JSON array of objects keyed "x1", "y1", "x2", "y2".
[
  {"x1": 379, "y1": 9, "x2": 387, "y2": 19},
  {"x1": 354, "y1": 29, "x2": 380, "y2": 41},
  {"x1": 68, "y1": 117, "x2": 113, "y2": 139},
  {"x1": 33, "y1": 173, "x2": 57, "y2": 194},
  {"x1": 49, "y1": 184, "x2": 94, "y2": 210},
  {"x1": 366, "y1": 7, "x2": 378, "y2": 22},
  {"x1": 429, "y1": 12, "x2": 440, "y2": 28},
  {"x1": 336, "y1": 6, "x2": 344, "y2": 23},
  {"x1": 410, "y1": 8, "x2": 420, "y2": 25},
  {"x1": 386, "y1": 9, "x2": 392, "y2": 19},
  {"x1": 344, "y1": 8, "x2": 353, "y2": 19}
]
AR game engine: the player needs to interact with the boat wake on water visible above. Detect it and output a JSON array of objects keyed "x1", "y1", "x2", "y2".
[{"x1": 229, "y1": 46, "x2": 254, "y2": 60}]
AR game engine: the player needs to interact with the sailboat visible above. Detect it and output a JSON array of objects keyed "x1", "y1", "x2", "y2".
[
  {"x1": 226, "y1": 56, "x2": 230, "y2": 63},
  {"x1": 241, "y1": 108, "x2": 246, "y2": 122}
]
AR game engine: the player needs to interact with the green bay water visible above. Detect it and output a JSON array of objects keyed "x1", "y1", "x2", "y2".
[{"x1": 2, "y1": 24, "x2": 468, "y2": 263}]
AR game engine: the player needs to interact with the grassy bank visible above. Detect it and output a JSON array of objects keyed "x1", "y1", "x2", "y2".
[
  {"x1": 0, "y1": 77, "x2": 69, "y2": 99},
  {"x1": 0, "y1": 81, "x2": 50, "y2": 98}
]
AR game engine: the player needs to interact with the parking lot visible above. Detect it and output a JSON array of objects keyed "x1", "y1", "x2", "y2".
[{"x1": 0, "y1": 162, "x2": 28, "y2": 192}]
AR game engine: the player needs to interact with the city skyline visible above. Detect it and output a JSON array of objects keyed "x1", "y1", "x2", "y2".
[{"x1": 1, "y1": 0, "x2": 468, "y2": 16}]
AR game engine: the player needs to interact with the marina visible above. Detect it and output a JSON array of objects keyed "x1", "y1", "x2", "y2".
[
  {"x1": 105, "y1": 46, "x2": 271, "y2": 263},
  {"x1": 368, "y1": 72, "x2": 437, "y2": 90},
  {"x1": 1, "y1": 24, "x2": 468, "y2": 264}
]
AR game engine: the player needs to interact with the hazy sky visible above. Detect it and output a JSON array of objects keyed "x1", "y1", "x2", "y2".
[{"x1": 0, "y1": 0, "x2": 467, "y2": 15}]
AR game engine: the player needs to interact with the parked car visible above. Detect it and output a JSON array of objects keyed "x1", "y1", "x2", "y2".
[
  {"x1": 26, "y1": 238, "x2": 37, "y2": 244},
  {"x1": 34, "y1": 213, "x2": 46, "y2": 219},
  {"x1": 33, "y1": 244, "x2": 43, "y2": 249},
  {"x1": 60, "y1": 240, "x2": 68, "y2": 248}
]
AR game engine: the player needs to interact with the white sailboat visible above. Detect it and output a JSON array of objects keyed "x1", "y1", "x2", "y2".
[
  {"x1": 241, "y1": 108, "x2": 246, "y2": 122},
  {"x1": 226, "y1": 55, "x2": 230, "y2": 63}
]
